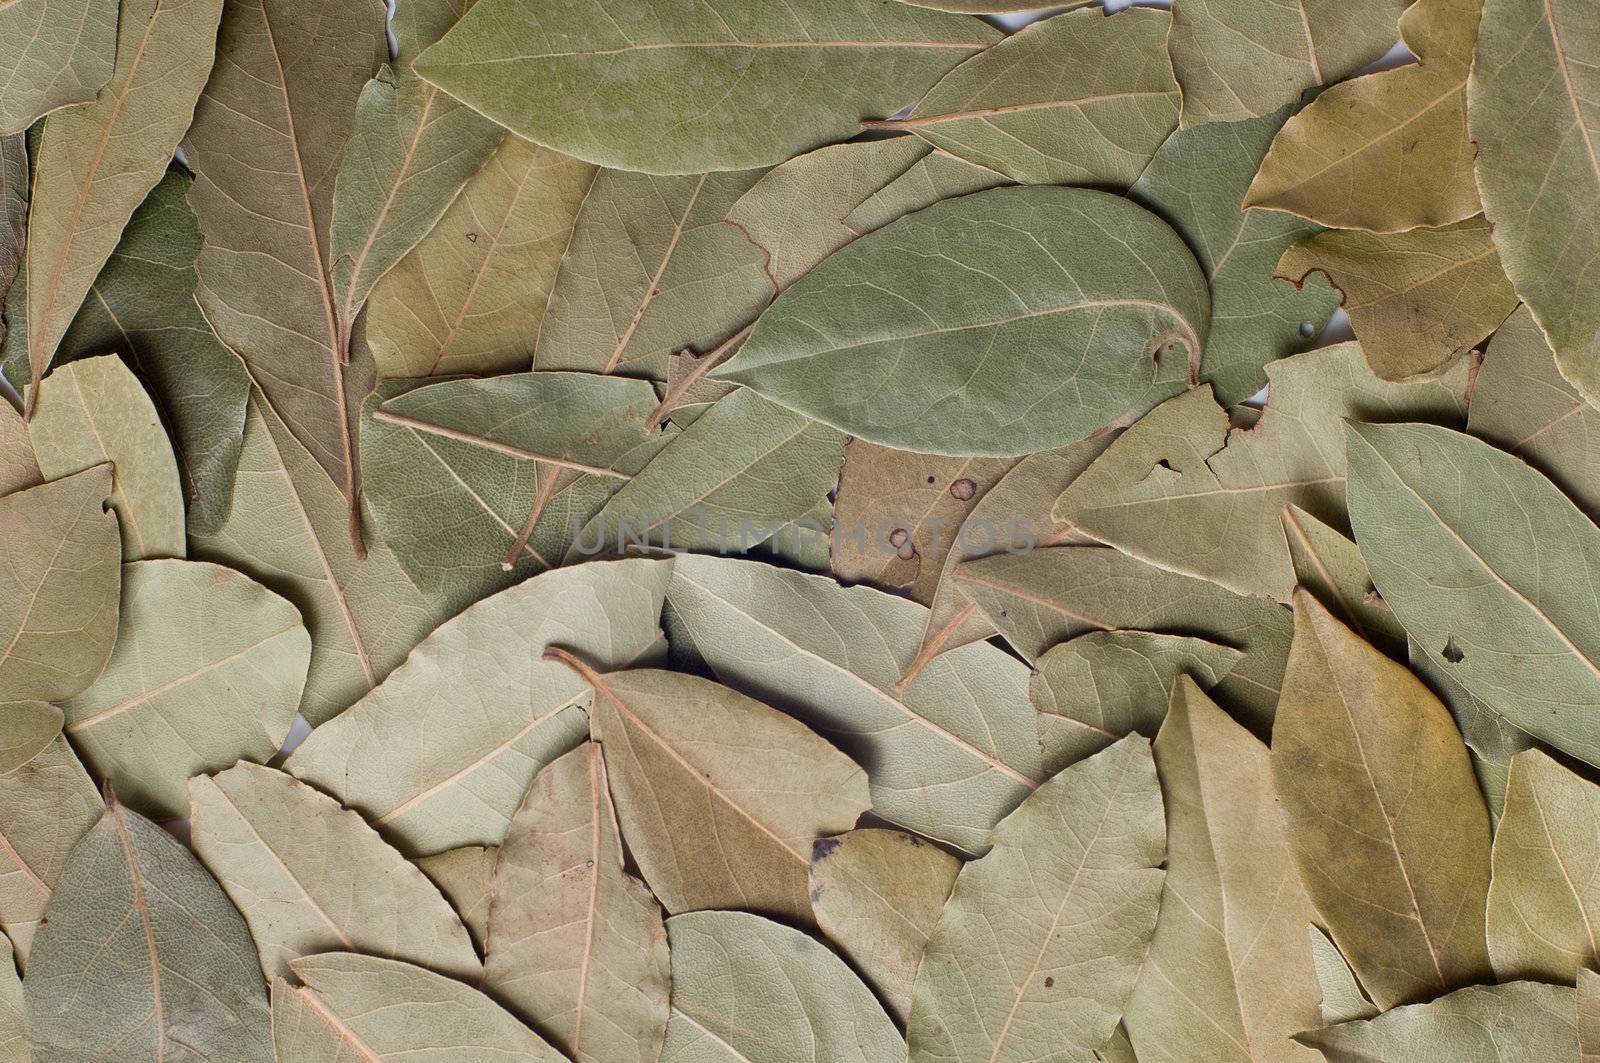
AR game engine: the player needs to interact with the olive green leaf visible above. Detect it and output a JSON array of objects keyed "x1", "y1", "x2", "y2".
[
  {"x1": 1347, "y1": 420, "x2": 1600, "y2": 768},
  {"x1": 483, "y1": 742, "x2": 670, "y2": 1063},
  {"x1": 1031, "y1": 632, "x2": 1244, "y2": 771},
  {"x1": 26, "y1": 356, "x2": 184, "y2": 561},
  {"x1": 189, "y1": 762, "x2": 480, "y2": 982},
  {"x1": 1168, "y1": 0, "x2": 1406, "y2": 126},
  {"x1": 1131, "y1": 105, "x2": 1338, "y2": 405},
  {"x1": 718, "y1": 186, "x2": 1209, "y2": 456},
  {"x1": 908, "y1": 735, "x2": 1165, "y2": 1063},
  {"x1": 285, "y1": 558, "x2": 671, "y2": 856},
  {"x1": 0, "y1": 701, "x2": 60, "y2": 775},
  {"x1": 362, "y1": 373, "x2": 674, "y2": 613},
  {"x1": 183, "y1": 0, "x2": 388, "y2": 546},
  {"x1": 20, "y1": 0, "x2": 221, "y2": 410},
  {"x1": 1097, "y1": 1027, "x2": 1138, "y2": 1063},
  {"x1": 1307, "y1": 925, "x2": 1379, "y2": 1024},
  {"x1": 0, "y1": 132, "x2": 23, "y2": 346},
  {"x1": 1486, "y1": 750, "x2": 1600, "y2": 982},
  {"x1": 368, "y1": 135, "x2": 597, "y2": 380},
  {"x1": 1124, "y1": 679, "x2": 1322, "y2": 1063},
  {"x1": 872, "y1": 7, "x2": 1178, "y2": 186},
  {"x1": 534, "y1": 169, "x2": 772, "y2": 381},
  {"x1": 1283, "y1": 504, "x2": 1407, "y2": 657},
  {"x1": 569, "y1": 389, "x2": 844, "y2": 561},
  {"x1": 415, "y1": 846, "x2": 496, "y2": 953},
  {"x1": 51, "y1": 171, "x2": 250, "y2": 535},
  {"x1": 1297, "y1": 982, "x2": 1577, "y2": 1062},
  {"x1": 0, "y1": 0, "x2": 117, "y2": 135},
  {"x1": 1244, "y1": 0, "x2": 1482, "y2": 232},
  {"x1": 0, "y1": 737, "x2": 99, "y2": 967},
  {"x1": 1469, "y1": 0, "x2": 1600, "y2": 407},
  {"x1": 903, "y1": 435, "x2": 1111, "y2": 688},
  {"x1": 666, "y1": 554, "x2": 1053, "y2": 854},
  {"x1": 415, "y1": 0, "x2": 997, "y2": 175},
  {"x1": 1469, "y1": 304, "x2": 1600, "y2": 519},
  {"x1": 274, "y1": 953, "x2": 566, "y2": 1063},
  {"x1": 1276, "y1": 217, "x2": 1516, "y2": 380},
  {"x1": 831, "y1": 441, "x2": 1016, "y2": 602},
  {"x1": 809, "y1": 829, "x2": 961, "y2": 1025},
  {"x1": 1055, "y1": 344, "x2": 1472, "y2": 602},
  {"x1": 58, "y1": 559, "x2": 307, "y2": 819},
  {"x1": 327, "y1": 0, "x2": 503, "y2": 363},
  {"x1": 24, "y1": 797, "x2": 273, "y2": 1063},
  {"x1": 1584, "y1": 969, "x2": 1600, "y2": 1063},
  {"x1": 955, "y1": 546, "x2": 1293, "y2": 734},
  {"x1": 0, "y1": 934, "x2": 22, "y2": 1060},
  {"x1": 193, "y1": 398, "x2": 438, "y2": 726},
  {"x1": 549, "y1": 649, "x2": 870, "y2": 925},
  {"x1": 662, "y1": 910, "x2": 903, "y2": 1063},
  {"x1": 842, "y1": 149, "x2": 1009, "y2": 236},
  {"x1": 0, "y1": 466, "x2": 120, "y2": 704},
  {"x1": 0, "y1": 399, "x2": 37, "y2": 497},
  {"x1": 1272, "y1": 591, "x2": 1492, "y2": 1010}
]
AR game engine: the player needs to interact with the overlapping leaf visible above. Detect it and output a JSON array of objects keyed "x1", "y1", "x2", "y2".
[
  {"x1": 415, "y1": 846, "x2": 496, "y2": 952},
  {"x1": 1298, "y1": 982, "x2": 1577, "y2": 1061},
  {"x1": 1282, "y1": 504, "x2": 1406, "y2": 656},
  {"x1": 0, "y1": 0, "x2": 117, "y2": 135},
  {"x1": 0, "y1": 701, "x2": 60, "y2": 775},
  {"x1": 0, "y1": 737, "x2": 100, "y2": 966}
]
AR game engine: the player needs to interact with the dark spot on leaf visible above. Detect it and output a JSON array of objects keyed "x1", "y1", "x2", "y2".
[
  {"x1": 888, "y1": 528, "x2": 910, "y2": 549},
  {"x1": 1300, "y1": 322, "x2": 1316, "y2": 338},
  {"x1": 1044, "y1": 977, "x2": 1054, "y2": 988},
  {"x1": 927, "y1": 475, "x2": 936, "y2": 484},
  {"x1": 1154, "y1": 459, "x2": 1175, "y2": 472},
  {"x1": 950, "y1": 478, "x2": 977, "y2": 501},
  {"x1": 1443, "y1": 637, "x2": 1466, "y2": 664},
  {"x1": 465, "y1": 232, "x2": 478, "y2": 242},
  {"x1": 999, "y1": 609, "x2": 1009, "y2": 619},
  {"x1": 812, "y1": 837, "x2": 842, "y2": 862}
]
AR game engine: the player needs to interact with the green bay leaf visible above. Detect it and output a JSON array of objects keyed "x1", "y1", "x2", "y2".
[
  {"x1": 1298, "y1": 982, "x2": 1576, "y2": 1062},
  {"x1": 1283, "y1": 503, "x2": 1407, "y2": 657}
]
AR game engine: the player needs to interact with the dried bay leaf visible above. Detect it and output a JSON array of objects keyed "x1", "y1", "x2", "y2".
[
  {"x1": 0, "y1": 466, "x2": 119, "y2": 704},
  {"x1": 0, "y1": 737, "x2": 99, "y2": 967},
  {"x1": 483, "y1": 742, "x2": 669, "y2": 1063},
  {"x1": 26, "y1": 356, "x2": 184, "y2": 561},
  {"x1": 662, "y1": 910, "x2": 903, "y2": 1062},
  {"x1": 1308, "y1": 925, "x2": 1379, "y2": 1025},
  {"x1": 415, "y1": 0, "x2": 998, "y2": 175},
  {"x1": 1469, "y1": 0, "x2": 1600, "y2": 406},
  {"x1": 1585, "y1": 969, "x2": 1600, "y2": 1063},
  {"x1": 273, "y1": 952, "x2": 565, "y2": 1063},
  {"x1": 1244, "y1": 0, "x2": 1482, "y2": 233},
  {"x1": 842, "y1": 149, "x2": 1009, "y2": 236},
  {"x1": 1055, "y1": 343, "x2": 1472, "y2": 602},
  {"x1": 1276, "y1": 217, "x2": 1516, "y2": 380},
  {"x1": 21, "y1": 0, "x2": 221, "y2": 410},
  {"x1": 893, "y1": 0, "x2": 1072, "y2": 10},
  {"x1": 0, "y1": 701, "x2": 60, "y2": 775},
  {"x1": 415, "y1": 846, "x2": 495, "y2": 953},
  {"x1": 1282, "y1": 503, "x2": 1406, "y2": 656},
  {"x1": 286, "y1": 558, "x2": 671, "y2": 855},
  {"x1": 1131, "y1": 106, "x2": 1338, "y2": 405},
  {"x1": 1346, "y1": 420, "x2": 1600, "y2": 767},
  {"x1": 1272, "y1": 591, "x2": 1492, "y2": 1010},
  {"x1": 955, "y1": 545, "x2": 1293, "y2": 734},
  {"x1": 1168, "y1": 0, "x2": 1406, "y2": 127},
  {"x1": 58, "y1": 559, "x2": 308, "y2": 819},
  {"x1": 809, "y1": 828, "x2": 961, "y2": 1025},
  {"x1": 1298, "y1": 981, "x2": 1577, "y2": 1062},
  {"x1": 193, "y1": 399, "x2": 438, "y2": 726},
  {"x1": 184, "y1": 0, "x2": 388, "y2": 547},
  {"x1": 666, "y1": 554, "x2": 1052, "y2": 853},
  {"x1": 907, "y1": 735, "x2": 1165, "y2": 1063},
  {"x1": 550, "y1": 650, "x2": 869, "y2": 924},
  {"x1": 1469, "y1": 303, "x2": 1600, "y2": 519},
  {"x1": 0, "y1": 0, "x2": 117, "y2": 136},
  {"x1": 0, "y1": 934, "x2": 21, "y2": 1061},
  {"x1": 0, "y1": 400, "x2": 37, "y2": 497},
  {"x1": 0, "y1": 132, "x2": 23, "y2": 348},
  {"x1": 1124, "y1": 679, "x2": 1321, "y2": 1063},
  {"x1": 1486, "y1": 749, "x2": 1600, "y2": 982},
  {"x1": 24, "y1": 797, "x2": 273, "y2": 1062},
  {"x1": 718, "y1": 186, "x2": 1209, "y2": 456},
  {"x1": 189, "y1": 762, "x2": 479, "y2": 982},
  {"x1": 875, "y1": 7, "x2": 1179, "y2": 186},
  {"x1": 1031, "y1": 632, "x2": 1244, "y2": 770}
]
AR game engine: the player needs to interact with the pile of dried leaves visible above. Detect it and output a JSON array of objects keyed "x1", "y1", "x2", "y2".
[{"x1": 1, "y1": 0, "x2": 1597, "y2": 1059}]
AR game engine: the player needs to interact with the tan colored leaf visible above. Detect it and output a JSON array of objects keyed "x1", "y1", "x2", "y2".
[
  {"x1": 0, "y1": 465, "x2": 120, "y2": 704},
  {"x1": 484, "y1": 742, "x2": 669, "y2": 1063},
  {"x1": 1124, "y1": 678, "x2": 1322, "y2": 1063},
  {"x1": 0, "y1": 933, "x2": 22, "y2": 1061},
  {"x1": 1054, "y1": 343, "x2": 1471, "y2": 602},
  {"x1": 1307, "y1": 924, "x2": 1379, "y2": 1024},
  {"x1": 189, "y1": 762, "x2": 479, "y2": 982},
  {"x1": 549, "y1": 648, "x2": 870, "y2": 925},
  {"x1": 0, "y1": 737, "x2": 100, "y2": 967},
  {"x1": 415, "y1": 846, "x2": 495, "y2": 953},
  {"x1": 1275, "y1": 217, "x2": 1516, "y2": 380},
  {"x1": 809, "y1": 828, "x2": 960, "y2": 1025},
  {"x1": 0, "y1": 701, "x2": 60, "y2": 776},
  {"x1": 21, "y1": 0, "x2": 220, "y2": 407},
  {"x1": 1298, "y1": 981, "x2": 1577, "y2": 1061},
  {"x1": 0, "y1": 0, "x2": 117, "y2": 135},
  {"x1": 0, "y1": 132, "x2": 23, "y2": 351},
  {"x1": 0, "y1": 397, "x2": 38, "y2": 497},
  {"x1": 1282, "y1": 503, "x2": 1407, "y2": 657},
  {"x1": 1243, "y1": 0, "x2": 1482, "y2": 232},
  {"x1": 1272, "y1": 591, "x2": 1492, "y2": 1009},
  {"x1": 285, "y1": 558, "x2": 671, "y2": 855},
  {"x1": 26, "y1": 356, "x2": 185, "y2": 560},
  {"x1": 368, "y1": 135, "x2": 595, "y2": 380},
  {"x1": 1583, "y1": 968, "x2": 1600, "y2": 1063},
  {"x1": 907, "y1": 735, "x2": 1165, "y2": 1063}
]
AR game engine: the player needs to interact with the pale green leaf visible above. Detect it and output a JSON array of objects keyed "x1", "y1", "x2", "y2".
[
  {"x1": 1307, "y1": 925, "x2": 1379, "y2": 1025},
  {"x1": 1298, "y1": 981, "x2": 1576, "y2": 1062},
  {"x1": 0, "y1": 701, "x2": 60, "y2": 776},
  {"x1": 842, "y1": 149, "x2": 1009, "y2": 236},
  {"x1": 415, "y1": 846, "x2": 496, "y2": 953},
  {"x1": 0, "y1": 737, "x2": 100, "y2": 967},
  {"x1": 1283, "y1": 503, "x2": 1407, "y2": 658},
  {"x1": 0, "y1": 0, "x2": 117, "y2": 135},
  {"x1": 0, "y1": 934, "x2": 23, "y2": 1062}
]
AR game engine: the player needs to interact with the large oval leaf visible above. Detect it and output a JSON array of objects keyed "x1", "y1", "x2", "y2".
[{"x1": 717, "y1": 186, "x2": 1209, "y2": 455}]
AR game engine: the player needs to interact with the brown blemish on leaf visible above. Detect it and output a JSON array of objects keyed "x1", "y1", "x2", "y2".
[
  {"x1": 888, "y1": 528, "x2": 910, "y2": 549},
  {"x1": 1442, "y1": 637, "x2": 1466, "y2": 664},
  {"x1": 950, "y1": 478, "x2": 976, "y2": 501}
]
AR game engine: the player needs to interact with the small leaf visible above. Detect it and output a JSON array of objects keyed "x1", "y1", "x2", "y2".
[
  {"x1": 843, "y1": 149, "x2": 1008, "y2": 236},
  {"x1": 1297, "y1": 982, "x2": 1577, "y2": 1061},
  {"x1": 0, "y1": 390, "x2": 39, "y2": 497},
  {"x1": 0, "y1": 0, "x2": 117, "y2": 135},
  {"x1": 415, "y1": 846, "x2": 496, "y2": 953},
  {"x1": 1282, "y1": 503, "x2": 1407, "y2": 657},
  {"x1": 1583, "y1": 969, "x2": 1600, "y2": 1063},
  {"x1": 0, "y1": 132, "x2": 23, "y2": 348},
  {"x1": 0, "y1": 737, "x2": 100, "y2": 966},
  {"x1": 1307, "y1": 924, "x2": 1379, "y2": 1025},
  {"x1": 0, "y1": 701, "x2": 60, "y2": 775}
]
